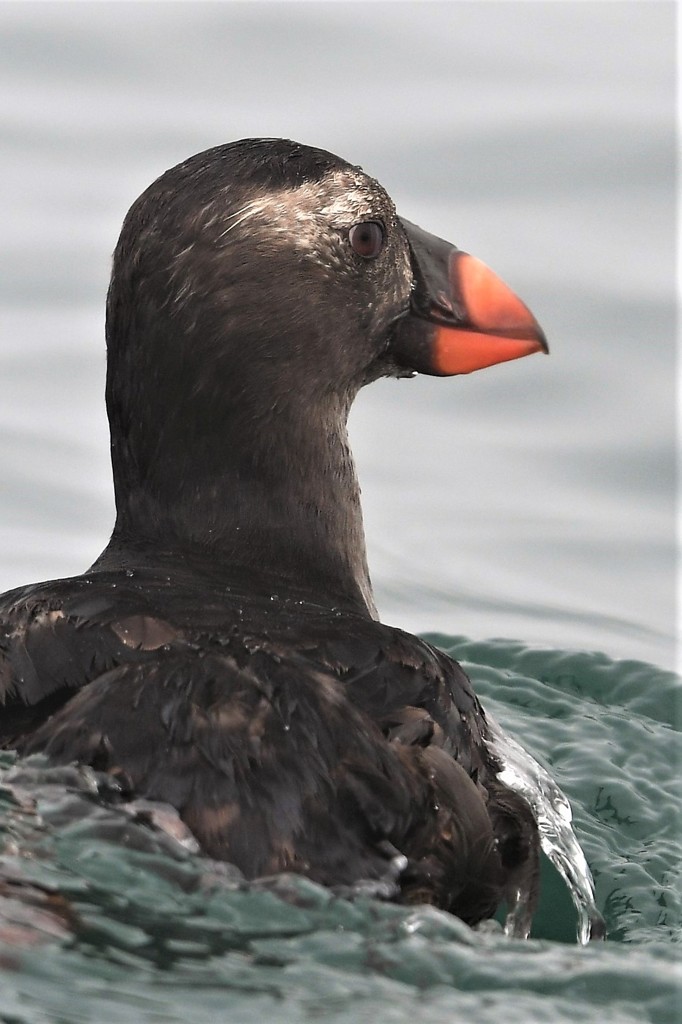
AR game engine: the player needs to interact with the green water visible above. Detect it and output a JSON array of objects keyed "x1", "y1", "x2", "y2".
[{"x1": 0, "y1": 637, "x2": 679, "y2": 1024}]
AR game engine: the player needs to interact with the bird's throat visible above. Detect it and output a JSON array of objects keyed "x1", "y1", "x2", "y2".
[{"x1": 103, "y1": 399, "x2": 377, "y2": 618}]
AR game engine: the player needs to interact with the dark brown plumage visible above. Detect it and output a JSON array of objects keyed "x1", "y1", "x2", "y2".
[{"x1": 0, "y1": 139, "x2": 547, "y2": 930}]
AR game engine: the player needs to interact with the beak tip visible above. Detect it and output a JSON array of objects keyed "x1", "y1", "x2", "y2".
[{"x1": 536, "y1": 328, "x2": 550, "y2": 355}]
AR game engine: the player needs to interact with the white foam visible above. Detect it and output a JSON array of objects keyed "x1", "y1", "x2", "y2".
[{"x1": 485, "y1": 713, "x2": 605, "y2": 944}]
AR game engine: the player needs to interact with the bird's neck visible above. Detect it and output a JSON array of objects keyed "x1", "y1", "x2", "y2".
[{"x1": 99, "y1": 394, "x2": 377, "y2": 617}]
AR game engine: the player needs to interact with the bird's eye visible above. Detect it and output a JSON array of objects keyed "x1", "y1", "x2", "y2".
[{"x1": 349, "y1": 221, "x2": 384, "y2": 259}]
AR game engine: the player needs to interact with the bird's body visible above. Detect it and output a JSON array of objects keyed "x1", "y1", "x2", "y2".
[
  {"x1": 0, "y1": 138, "x2": 566, "y2": 934},
  {"x1": 0, "y1": 557, "x2": 538, "y2": 925}
]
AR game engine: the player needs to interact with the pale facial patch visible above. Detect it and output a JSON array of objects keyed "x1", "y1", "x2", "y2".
[{"x1": 213, "y1": 168, "x2": 406, "y2": 277}]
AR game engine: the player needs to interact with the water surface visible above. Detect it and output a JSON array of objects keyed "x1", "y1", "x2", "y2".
[{"x1": 0, "y1": 4, "x2": 678, "y2": 1022}]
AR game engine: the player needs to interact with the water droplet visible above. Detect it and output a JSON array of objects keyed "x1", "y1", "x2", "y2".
[{"x1": 487, "y1": 712, "x2": 604, "y2": 944}]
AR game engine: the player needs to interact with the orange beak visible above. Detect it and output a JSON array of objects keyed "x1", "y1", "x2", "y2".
[{"x1": 390, "y1": 219, "x2": 548, "y2": 376}]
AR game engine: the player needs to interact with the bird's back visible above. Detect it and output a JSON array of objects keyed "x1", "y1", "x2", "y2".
[{"x1": 0, "y1": 564, "x2": 539, "y2": 925}]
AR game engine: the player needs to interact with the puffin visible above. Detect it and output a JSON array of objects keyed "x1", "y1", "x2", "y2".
[{"x1": 0, "y1": 138, "x2": 564, "y2": 935}]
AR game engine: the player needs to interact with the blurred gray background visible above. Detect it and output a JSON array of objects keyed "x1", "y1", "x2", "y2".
[{"x1": 0, "y1": 2, "x2": 676, "y2": 666}]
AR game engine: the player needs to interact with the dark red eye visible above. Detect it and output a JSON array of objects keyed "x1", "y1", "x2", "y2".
[{"x1": 349, "y1": 221, "x2": 384, "y2": 259}]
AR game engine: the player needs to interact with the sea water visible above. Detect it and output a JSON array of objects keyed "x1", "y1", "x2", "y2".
[{"x1": 0, "y1": 4, "x2": 677, "y2": 1023}]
